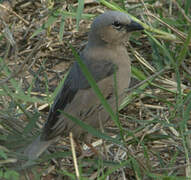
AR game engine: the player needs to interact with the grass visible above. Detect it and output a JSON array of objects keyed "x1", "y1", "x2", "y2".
[{"x1": 0, "y1": 0, "x2": 191, "y2": 179}]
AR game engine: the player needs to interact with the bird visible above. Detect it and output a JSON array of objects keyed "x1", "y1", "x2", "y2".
[{"x1": 24, "y1": 11, "x2": 144, "y2": 160}]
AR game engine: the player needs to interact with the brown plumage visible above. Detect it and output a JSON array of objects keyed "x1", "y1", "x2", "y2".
[{"x1": 24, "y1": 11, "x2": 144, "y2": 160}]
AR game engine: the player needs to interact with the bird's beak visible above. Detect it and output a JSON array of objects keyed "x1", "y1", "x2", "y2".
[{"x1": 125, "y1": 20, "x2": 144, "y2": 32}]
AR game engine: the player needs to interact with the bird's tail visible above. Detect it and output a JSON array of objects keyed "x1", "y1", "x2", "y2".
[{"x1": 24, "y1": 136, "x2": 54, "y2": 160}]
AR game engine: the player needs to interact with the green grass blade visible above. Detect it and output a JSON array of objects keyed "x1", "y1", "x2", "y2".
[
  {"x1": 177, "y1": 27, "x2": 191, "y2": 67},
  {"x1": 76, "y1": 0, "x2": 84, "y2": 31},
  {"x1": 62, "y1": 111, "x2": 123, "y2": 146},
  {"x1": 69, "y1": 45, "x2": 118, "y2": 126},
  {"x1": 59, "y1": 13, "x2": 65, "y2": 43},
  {"x1": 31, "y1": 14, "x2": 57, "y2": 39}
]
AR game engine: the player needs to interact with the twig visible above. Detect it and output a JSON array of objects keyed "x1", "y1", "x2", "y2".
[
  {"x1": 128, "y1": 42, "x2": 156, "y2": 72},
  {"x1": 181, "y1": 60, "x2": 191, "y2": 76},
  {"x1": 126, "y1": 67, "x2": 169, "y2": 93},
  {"x1": 0, "y1": 39, "x2": 43, "y2": 85},
  {"x1": 0, "y1": 3, "x2": 29, "y2": 25},
  {"x1": 146, "y1": 11, "x2": 187, "y2": 40},
  {"x1": 0, "y1": 158, "x2": 17, "y2": 164},
  {"x1": 139, "y1": 0, "x2": 152, "y2": 26},
  {"x1": 171, "y1": 0, "x2": 191, "y2": 24},
  {"x1": 70, "y1": 132, "x2": 80, "y2": 180}
]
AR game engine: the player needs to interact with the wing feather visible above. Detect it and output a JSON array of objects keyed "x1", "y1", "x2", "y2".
[{"x1": 41, "y1": 54, "x2": 116, "y2": 140}]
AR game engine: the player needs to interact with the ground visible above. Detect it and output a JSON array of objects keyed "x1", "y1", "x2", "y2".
[{"x1": 0, "y1": 0, "x2": 191, "y2": 179}]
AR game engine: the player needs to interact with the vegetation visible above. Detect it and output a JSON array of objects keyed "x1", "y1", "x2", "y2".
[{"x1": 0, "y1": 0, "x2": 191, "y2": 179}]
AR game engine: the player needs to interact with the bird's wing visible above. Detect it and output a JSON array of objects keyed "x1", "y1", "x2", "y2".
[{"x1": 41, "y1": 54, "x2": 116, "y2": 140}]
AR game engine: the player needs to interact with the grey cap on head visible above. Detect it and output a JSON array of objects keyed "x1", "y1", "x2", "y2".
[
  {"x1": 88, "y1": 11, "x2": 144, "y2": 45},
  {"x1": 91, "y1": 11, "x2": 143, "y2": 32}
]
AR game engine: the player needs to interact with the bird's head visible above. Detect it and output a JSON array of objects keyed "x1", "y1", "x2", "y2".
[{"x1": 88, "y1": 11, "x2": 144, "y2": 46}]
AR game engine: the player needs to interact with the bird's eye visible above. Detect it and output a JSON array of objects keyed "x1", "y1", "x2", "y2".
[{"x1": 112, "y1": 21, "x2": 122, "y2": 30}]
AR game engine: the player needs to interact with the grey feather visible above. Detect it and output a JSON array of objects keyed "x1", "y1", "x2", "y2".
[
  {"x1": 24, "y1": 136, "x2": 56, "y2": 160},
  {"x1": 24, "y1": 10, "x2": 143, "y2": 160}
]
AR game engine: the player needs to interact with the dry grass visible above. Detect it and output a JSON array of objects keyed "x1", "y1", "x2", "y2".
[{"x1": 0, "y1": 0, "x2": 191, "y2": 179}]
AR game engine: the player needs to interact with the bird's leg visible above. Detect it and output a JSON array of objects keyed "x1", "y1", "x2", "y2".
[
  {"x1": 73, "y1": 137, "x2": 99, "y2": 157},
  {"x1": 73, "y1": 139, "x2": 83, "y2": 155},
  {"x1": 85, "y1": 142, "x2": 100, "y2": 156}
]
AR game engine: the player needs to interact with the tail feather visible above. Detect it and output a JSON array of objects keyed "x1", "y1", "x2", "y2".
[{"x1": 24, "y1": 136, "x2": 54, "y2": 160}]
